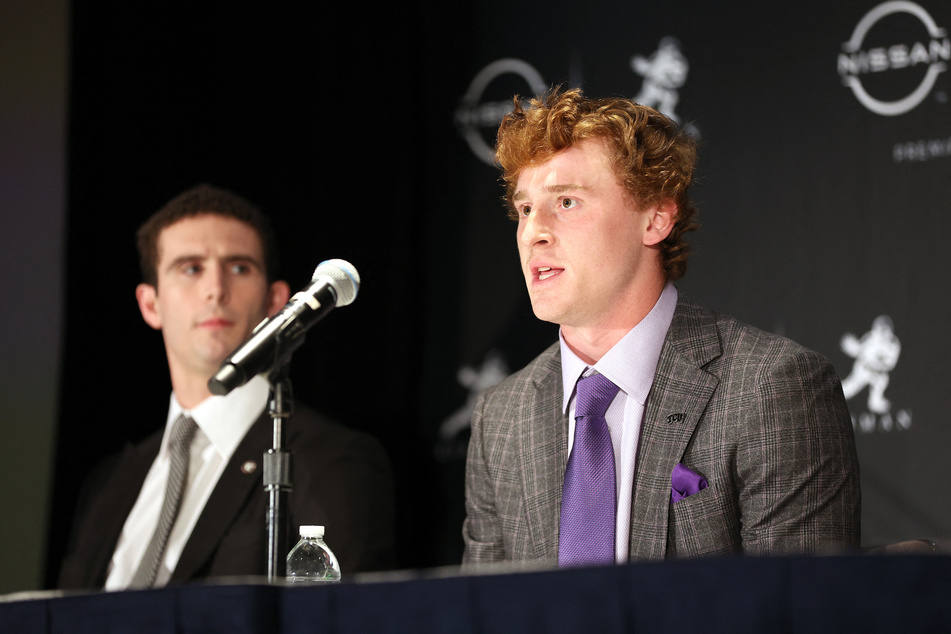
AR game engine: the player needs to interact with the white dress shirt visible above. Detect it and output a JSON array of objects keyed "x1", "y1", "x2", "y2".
[
  {"x1": 559, "y1": 283, "x2": 677, "y2": 563},
  {"x1": 104, "y1": 375, "x2": 270, "y2": 590}
]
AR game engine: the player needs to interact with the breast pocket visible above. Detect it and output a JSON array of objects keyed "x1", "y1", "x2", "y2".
[{"x1": 667, "y1": 485, "x2": 741, "y2": 558}]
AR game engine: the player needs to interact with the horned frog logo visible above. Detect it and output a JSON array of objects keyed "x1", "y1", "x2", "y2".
[{"x1": 840, "y1": 315, "x2": 902, "y2": 414}]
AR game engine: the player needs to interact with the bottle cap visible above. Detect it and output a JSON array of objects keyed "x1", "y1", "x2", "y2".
[{"x1": 299, "y1": 525, "x2": 324, "y2": 538}]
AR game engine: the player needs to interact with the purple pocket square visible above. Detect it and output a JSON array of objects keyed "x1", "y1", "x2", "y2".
[{"x1": 671, "y1": 463, "x2": 709, "y2": 503}]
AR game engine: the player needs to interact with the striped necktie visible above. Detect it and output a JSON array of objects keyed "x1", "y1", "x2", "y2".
[{"x1": 130, "y1": 414, "x2": 198, "y2": 588}]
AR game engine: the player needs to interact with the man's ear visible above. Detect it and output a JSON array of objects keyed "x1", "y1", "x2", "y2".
[
  {"x1": 266, "y1": 280, "x2": 292, "y2": 317},
  {"x1": 136, "y1": 283, "x2": 162, "y2": 330},
  {"x1": 643, "y1": 199, "x2": 679, "y2": 246}
]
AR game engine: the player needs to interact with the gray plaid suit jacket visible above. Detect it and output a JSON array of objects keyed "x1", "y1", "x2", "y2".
[{"x1": 463, "y1": 298, "x2": 860, "y2": 565}]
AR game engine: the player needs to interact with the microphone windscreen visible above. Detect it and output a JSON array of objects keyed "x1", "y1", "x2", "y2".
[{"x1": 313, "y1": 259, "x2": 360, "y2": 307}]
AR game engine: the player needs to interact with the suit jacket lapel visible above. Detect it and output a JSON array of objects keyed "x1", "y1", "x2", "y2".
[
  {"x1": 628, "y1": 299, "x2": 721, "y2": 560},
  {"x1": 519, "y1": 346, "x2": 567, "y2": 561},
  {"x1": 172, "y1": 413, "x2": 270, "y2": 581},
  {"x1": 85, "y1": 436, "x2": 160, "y2": 588}
]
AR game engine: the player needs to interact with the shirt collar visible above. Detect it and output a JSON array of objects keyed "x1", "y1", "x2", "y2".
[
  {"x1": 560, "y1": 283, "x2": 678, "y2": 412},
  {"x1": 166, "y1": 374, "x2": 270, "y2": 459}
]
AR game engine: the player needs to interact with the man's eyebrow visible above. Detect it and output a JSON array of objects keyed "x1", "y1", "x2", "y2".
[
  {"x1": 163, "y1": 253, "x2": 263, "y2": 273},
  {"x1": 512, "y1": 184, "x2": 588, "y2": 201},
  {"x1": 221, "y1": 254, "x2": 262, "y2": 267}
]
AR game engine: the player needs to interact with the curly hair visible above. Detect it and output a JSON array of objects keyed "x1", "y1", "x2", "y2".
[
  {"x1": 136, "y1": 184, "x2": 280, "y2": 287},
  {"x1": 495, "y1": 87, "x2": 698, "y2": 281}
]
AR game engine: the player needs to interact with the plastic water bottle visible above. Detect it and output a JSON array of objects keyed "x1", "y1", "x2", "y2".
[{"x1": 286, "y1": 525, "x2": 342, "y2": 584}]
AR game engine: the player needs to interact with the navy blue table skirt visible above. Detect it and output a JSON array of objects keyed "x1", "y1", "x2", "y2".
[{"x1": 3, "y1": 555, "x2": 949, "y2": 633}]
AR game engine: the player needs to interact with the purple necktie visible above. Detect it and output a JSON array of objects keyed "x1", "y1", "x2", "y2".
[{"x1": 559, "y1": 372, "x2": 620, "y2": 567}]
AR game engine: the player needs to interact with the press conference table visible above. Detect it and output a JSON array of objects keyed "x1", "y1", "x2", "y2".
[{"x1": 3, "y1": 555, "x2": 950, "y2": 633}]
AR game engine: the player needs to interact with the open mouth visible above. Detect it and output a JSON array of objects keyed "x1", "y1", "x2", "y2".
[{"x1": 537, "y1": 266, "x2": 563, "y2": 281}]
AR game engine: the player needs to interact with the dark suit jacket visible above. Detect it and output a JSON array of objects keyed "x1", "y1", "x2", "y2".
[
  {"x1": 59, "y1": 405, "x2": 395, "y2": 590},
  {"x1": 463, "y1": 298, "x2": 861, "y2": 566}
]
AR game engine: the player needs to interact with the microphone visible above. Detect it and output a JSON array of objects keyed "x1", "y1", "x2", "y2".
[{"x1": 208, "y1": 259, "x2": 360, "y2": 396}]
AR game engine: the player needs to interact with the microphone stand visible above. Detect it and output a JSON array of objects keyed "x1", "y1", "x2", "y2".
[
  {"x1": 264, "y1": 362, "x2": 293, "y2": 584},
  {"x1": 210, "y1": 261, "x2": 361, "y2": 582}
]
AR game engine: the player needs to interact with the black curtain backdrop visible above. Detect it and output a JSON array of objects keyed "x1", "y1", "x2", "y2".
[{"x1": 49, "y1": 0, "x2": 951, "y2": 585}]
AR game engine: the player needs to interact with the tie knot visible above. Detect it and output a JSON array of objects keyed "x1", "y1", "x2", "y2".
[{"x1": 575, "y1": 373, "x2": 620, "y2": 420}]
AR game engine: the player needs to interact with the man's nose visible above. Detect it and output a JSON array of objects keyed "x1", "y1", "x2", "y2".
[
  {"x1": 518, "y1": 209, "x2": 553, "y2": 248},
  {"x1": 205, "y1": 266, "x2": 229, "y2": 303}
]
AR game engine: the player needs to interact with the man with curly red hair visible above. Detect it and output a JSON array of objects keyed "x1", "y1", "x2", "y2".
[{"x1": 463, "y1": 88, "x2": 860, "y2": 567}]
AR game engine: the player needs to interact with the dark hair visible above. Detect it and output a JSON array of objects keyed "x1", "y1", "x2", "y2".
[
  {"x1": 496, "y1": 87, "x2": 699, "y2": 280},
  {"x1": 136, "y1": 184, "x2": 280, "y2": 287}
]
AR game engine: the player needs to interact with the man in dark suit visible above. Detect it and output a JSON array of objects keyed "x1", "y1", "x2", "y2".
[
  {"x1": 59, "y1": 185, "x2": 395, "y2": 590},
  {"x1": 463, "y1": 89, "x2": 860, "y2": 567}
]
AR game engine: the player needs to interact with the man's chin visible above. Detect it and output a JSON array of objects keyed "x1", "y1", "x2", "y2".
[
  {"x1": 529, "y1": 301, "x2": 565, "y2": 326},
  {"x1": 198, "y1": 343, "x2": 244, "y2": 374}
]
